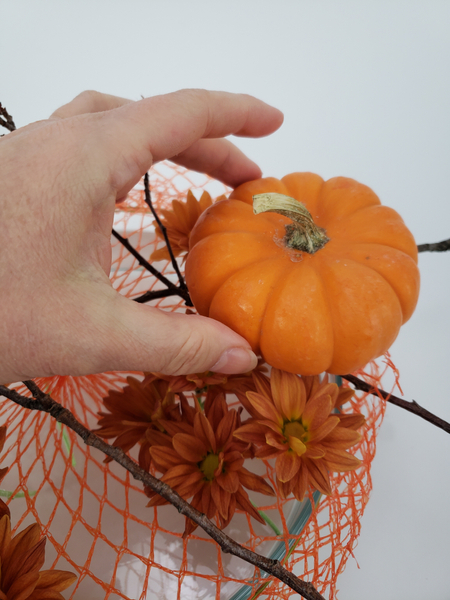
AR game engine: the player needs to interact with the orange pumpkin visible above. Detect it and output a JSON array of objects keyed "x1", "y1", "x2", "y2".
[{"x1": 184, "y1": 173, "x2": 420, "y2": 375}]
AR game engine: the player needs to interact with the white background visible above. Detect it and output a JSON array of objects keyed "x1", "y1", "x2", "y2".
[{"x1": 2, "y1": 1, "x2": 450, "y2": 598}]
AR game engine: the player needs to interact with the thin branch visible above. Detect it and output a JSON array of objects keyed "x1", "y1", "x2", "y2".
[
  {"x1": 143, "y1": 172, "x2": 193, "y2": 306},
  {"x1": 342, "y1": 374, "x2": 450, "y2": 434},
  {"x1": 111, "y1": 229, "x2": 191, "y2": 306},
  {"x1": 133, "y1": 288, "x2": 189, "y2": 303},
  {"x1": 0, "y1": 382, "x2": 326, "y2": 600},
  {"x1": 417, "y1": 238, "x2": 450, "y2": 253},
  {"x1": 0, "y1": 103, "x2": 17, "y2": 134}
]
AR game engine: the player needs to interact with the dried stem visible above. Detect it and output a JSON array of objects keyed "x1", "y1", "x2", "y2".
[
  {"x1": 342, "y1": 374, "x2": 450, "y2": 434},
  {"x1": 111, "y1": 229, "x2": 191, "y2": 305},
  {"x1": 0, "y1": 104, "x2": 16, "y2": 133},
  {"x1": 143, "y1": 173, "x2": 192, "y2": 306},
  {"x1": 417, "y1": 238, "x2": 450, "y2": 253},
  {"x1": 0, "y1": 382, "x2": 326, "y2": 600}
]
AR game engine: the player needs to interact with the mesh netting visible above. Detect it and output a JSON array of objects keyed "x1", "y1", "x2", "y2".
[{"x1": 0, "y1": 163, "x2": 388, "y2": 600}]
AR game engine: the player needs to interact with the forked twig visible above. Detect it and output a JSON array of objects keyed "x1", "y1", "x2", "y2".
[{"x1": 0, "y1": 103, "x2": 16, "y2": 133}]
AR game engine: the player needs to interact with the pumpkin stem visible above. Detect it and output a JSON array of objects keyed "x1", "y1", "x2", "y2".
[{"x1": 253, "y1": 193, "x2": 329, "y2": 254}]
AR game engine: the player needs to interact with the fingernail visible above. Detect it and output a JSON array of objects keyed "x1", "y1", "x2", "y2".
[{"x1": 210, "y1": 348, "x2": 258, "y2": 374}]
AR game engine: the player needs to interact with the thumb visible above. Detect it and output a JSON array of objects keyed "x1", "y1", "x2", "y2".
[{"x1": 87, "y1": 293, "x2": 258, "y2": 376}]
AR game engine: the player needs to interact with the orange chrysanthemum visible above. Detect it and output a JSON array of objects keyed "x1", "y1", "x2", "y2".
[
  {"x1": 95, "y1": 375, "x2": 196, "y2": 467},
  {"x1": 234, "y1": 370, "x2": 365, "y2": 501},
  {"x1": 0, "y1": 426, "x2": 77, "y2": 599},
  {"x1": 0, "y1": 517, "x2": 77, "y2": 600},
  {"x1": 145, "y1": 360, "x2": 267, "y2": 407},
  {"x1": 145, "y1": 394, "x2": 275, "y2": 537},
  {"x1": 150, "y1": 190, "x2": 224, "y2": 262}
]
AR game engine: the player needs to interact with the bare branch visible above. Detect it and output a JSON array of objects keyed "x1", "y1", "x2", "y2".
[
  {"x1": 111, "y1": 229, "x2": 191, "y2": 306},
  {"x1": 0, "y1": 382, "x2": 326, "y2": 600},
  {"x1": 0, "y1": 103, "x2": 17, "y2": 133},
  {"x1": 342, "y1": 374, "x2": 450, "y2": 434},
  {"x1": 144, "y1": 172, "x2": 193, "y2": 306},
  {"x1": 417, "y1": 238, "x2": 450, "y2": 253}
]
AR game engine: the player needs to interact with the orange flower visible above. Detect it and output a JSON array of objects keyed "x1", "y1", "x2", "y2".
[
  {"x1": 150, "y1": 190, "x2": 224, "y2": 262},
  {"x1": 146, "y1": 359, "x2": 267, "y2": 408},
  {"x1": 0, "y1": 426, "x2": 77, "y2": 599},
  {"x1": 145, "y1": 394, "x2": 275, "y2": 537},
  {"x1": 0, "y1": 518, "x2": 77, "y2": 600},
  {"x1": 234, "y1": 370, "x2": 365, "y2": 501},
  {"x1": 95, "y1": 375, "x2": 195, "y2": 468}
]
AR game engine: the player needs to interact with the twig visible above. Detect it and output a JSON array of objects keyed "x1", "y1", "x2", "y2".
[
  {"x1": 143, "y1": 172, "x2": 193, "y2": 306},
  {"x1": 111, "y1": 229, "x2": 191, "y2": 306},
  {"x1": 417, "y1": 238, "x2": 450, "y2": 253},
  {"x1": 0, "y1": 382, "x2": 326, "y2": 600},
  {"x1": 341, "y1": 374, "x2": 450, "y2": 434},
  {"x1": 0, "y1": 103, "x2": 16, "y2": 133},
  {"x1": 133, "y1": 288, "x2": 189, "y2": 303}
]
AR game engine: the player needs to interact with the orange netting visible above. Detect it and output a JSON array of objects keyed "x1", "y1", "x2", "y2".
[{"x1": 0, "y1": 163, "x2": 390, "y2": 600}]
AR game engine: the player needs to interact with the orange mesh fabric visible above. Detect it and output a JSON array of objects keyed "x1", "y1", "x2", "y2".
[{"x1": 0, "y1": 163, "x2": 388, "y2": 599}]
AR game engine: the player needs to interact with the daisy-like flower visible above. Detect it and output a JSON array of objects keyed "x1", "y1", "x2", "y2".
[
  {"x1": 146, "y1": 358, "x2": 267, "y2": 408},
  {"x1": 234, "y1": 370, "x2": 365, "y2": 502},
  {"x1": 150, "y1": 190, "x2": 224, "y2": 262},
  {"x1": 95, "y1": 375, "x2": 196, "y2": 468},
  {"x1": 0, "y1": 426, "x2": 77, "y2": 599},
  {"x1": 0, "y1": 518, "x2": 77, "y2": 600},
  {"x1": 145, "y1": 394, "x2": 275, "y2": 537}
]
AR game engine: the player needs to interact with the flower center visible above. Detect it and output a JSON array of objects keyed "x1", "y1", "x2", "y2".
[
  {"x1": 199, "y1": 452, "x2": 220, "y2": 480},
  {"x1": 284, "y1": 420, "x2": 306, "y2": 440}
]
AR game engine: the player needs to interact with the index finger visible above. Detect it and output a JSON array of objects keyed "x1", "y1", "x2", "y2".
[{"x1": 97, "y1": 89, "x2": 284, "y2": 193}]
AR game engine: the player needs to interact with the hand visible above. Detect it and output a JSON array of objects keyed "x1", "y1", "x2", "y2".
[{"x1": 0, "y1": 89, "x2": 283, "y2": 383}]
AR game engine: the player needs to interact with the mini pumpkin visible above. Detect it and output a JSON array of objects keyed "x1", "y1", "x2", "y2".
[{"x1": 185, "y1": 173, "x2": 420, "y2": 375}]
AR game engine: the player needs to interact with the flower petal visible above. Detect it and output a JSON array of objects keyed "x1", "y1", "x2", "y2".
[
  {"x1": 276, "y1": 478, "x2": 294, "y2": 499},
  {"x1": 174, "y1": 474, "x2": 205, "y2": 499},
  {"x1": 195, "y1": 412, "x2": 217, "y2": 452},
  {"x1": 287, "y1": 436, "x2": 307, "y2": 457},
  {"x1": 303, "y1": 444, "x2": 326, "y2": 459},
  {"x1": 246, "y1": 392, "x2": 283, "y2": 427},
  {"x1": 233, "y1": 423, "x2": 267, "y2": 445},
  {"x1": 149, "y1": 447, "x2": 183, "y2": 471},
  {"x1": 238, "y1": 467, "x2": 275, "y2": 496},
  {"x1": 275, "y1": 451, "x2": 302, "y2": 483},
  {"x1": 215, "y1": 410, "x2": 237, "y2": 450},
  {"x1": 217, "y1": 471, "x2": 240, "y2": 493},
  {"x1": 337, "y1": 413, "x2": 366, "y2": 430},
  {"x1": 252, "y1": 371, "x2": 272, "y2": 401},
  {"x1": 211, "y1": 481, "x2": 230, "y2": 520},
  {"x1": 234, "y1": 488, "x2": 264, "y2": 524},
  {"x1": 271, "y1": 369, "x2": 306, "y2": 421},
  {"x1": 335, "y1": 387, "x2": 355, "y2": 408},
  {"x1": 307, "y1": 415, "x2": 340, "y2": 443},
  {"x1": 162, "y1": 463, "x2": 199, "y2": 488},
  {"x1": 255, "y1": 445, "x2": 282, "y2": 459},
  {"x1": 0, "y1": 426, "x2": 6, "y2": 455},
  {"x1": 35, "y1": 570, "x2": 77, "y2": 592},
  {"x1": 325, "y1": 448, "x2": 361, "y2": 471},
  {"x1": 293, "y1": 462, "x2": 310, "y2": 501},
  {"x1": 265, "y1": 431, "x2": 286, "y2": 450},
  {"x1": 172, "y1": 433, "x2": 207, "y2": 463},
  {"x1": 202, "y1": 483, "x2": 216, "y2": 519},
  {"x1": 223, "y1": 450, "x2": 245, "y2": 472},
  {"x1": 302, "y1": 394, "x2": 333, "y2": 429},
  {"x1": 323, "y1": 426, "x2": 361, "y2": 449},
  {"x1": 303, "y1": 458, "x2": 332, "y2": 495}
]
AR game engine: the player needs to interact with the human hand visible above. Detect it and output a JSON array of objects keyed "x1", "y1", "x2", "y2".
[{"x1": 0, "y1": 89, "x2": 283, "y2": 383}]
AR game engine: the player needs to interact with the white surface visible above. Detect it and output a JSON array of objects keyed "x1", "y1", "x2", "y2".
[{"x1": 3, "y1": 2, "x2": 450, "y2": 598}]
